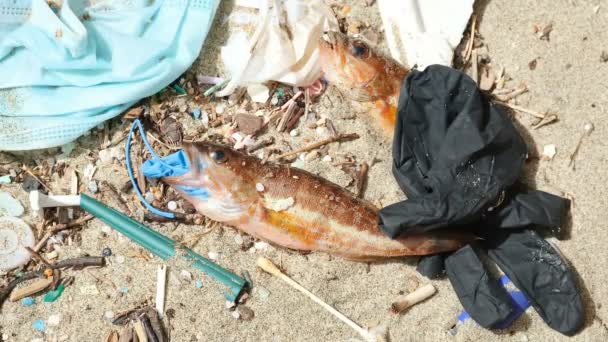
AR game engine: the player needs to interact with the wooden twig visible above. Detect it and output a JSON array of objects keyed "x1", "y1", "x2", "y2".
[
  {"x1": 23, "y1": 166, "x2": 51, "y2": 192},
  {"x1": 356, "y1": 162, "x2": 369, "y2": 198},
  {"x1": 493, "y1": 86, "x2": 528, "y2": 101},
  {"x1": 495, "y1": 101, "x2": 546, "y2": 119},
  {"x1": 464, "y1": 14, "x2": 477, "y2": 63},
  {"x1": 276, "y1": 133, "x2": 359, "y2": 159},
  {"x1": 26, "y1": 247, "x2": 53, "y2": 268},
  {"x1": 34, "y1": 214, "x2": 94, "y2": 252}
]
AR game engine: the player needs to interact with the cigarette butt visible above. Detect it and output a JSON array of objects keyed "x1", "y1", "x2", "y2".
[{"x1": 390, "y1": 284, "x2": 436, "y2": 314}]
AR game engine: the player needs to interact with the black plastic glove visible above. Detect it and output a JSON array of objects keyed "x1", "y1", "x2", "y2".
[{"x1": 379, "y1": 65, "x2": 584, "y2": 335}]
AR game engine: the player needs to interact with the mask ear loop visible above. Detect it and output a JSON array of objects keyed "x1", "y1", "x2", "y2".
[{"x1": 125, "y1": 119, "x2": 176, "y2": 219}]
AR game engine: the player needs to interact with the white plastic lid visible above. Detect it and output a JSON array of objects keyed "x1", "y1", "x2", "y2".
[{"x1": 0, "y1": 217, "x2": 35, "y2": 270}]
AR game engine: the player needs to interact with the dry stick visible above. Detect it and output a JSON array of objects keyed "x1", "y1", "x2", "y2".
[
  {"x1": 495, "y1": 101, "x2": 546, "y2": 119},
  {"x1": 257, "y1": 257, "x2": 379, "y2": 342},
  {"x1": 471, "y1": 50, "x2": 479, "y2": 84},
  {"x1": 26, "y1": 247, "x2": 53, "y2": 268},
  {"x1": 464, "y1": 14, "x2": 477, "y2": 63},
  {"x1": 33, "y1": 214, "x2": 94, "y2": 252},
  {"x1": 23, "y1": 166, "x2": 51, "y2": 192},
  {"x1": 532, "y1": 114, "x2": 558, "y2": 130},
  {"x1": 493, "y1": 86, "x2": 528, "y2": 101},
  {"x1": 0, "y1": 256, "x2": 105, "y2": 307},
  {"x1": 276, "y1": 133, "x2": 359, "y2": 159},
  {"x1": 356, "y1": 162, "x2": 369, "y2": 198}
]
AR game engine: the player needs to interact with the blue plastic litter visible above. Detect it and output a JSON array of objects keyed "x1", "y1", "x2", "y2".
[
  {"x1": 195, "y1": 280, "x2": 204, "y2": 289},
  {"x1": 0, "y1": 0, "x2": 220, "y2": 151},
  {"x1": 192, "y1": 108, "x2": 202, "y2": 119},
  {"x1": 21, "y1": 297, "x2": 35, "y2": 306},
  {"x1": 456, "y1": 275, "x2": 531, "y2": 329},
  {"x1": 32, "y1": 319, "x2": 45, "y2": 332}
]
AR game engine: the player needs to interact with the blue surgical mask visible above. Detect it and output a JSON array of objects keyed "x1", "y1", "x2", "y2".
[{"x1": 0, "y1": 0, "x2": 219, "y2": 151}]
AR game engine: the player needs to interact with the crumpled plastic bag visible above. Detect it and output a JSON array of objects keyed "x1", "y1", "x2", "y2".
[
  {"x1": 0, "y1": 0, "x2": 219, "y2": 151},
  {"x1": 377, "y1": 0, "x2": 474, "y2": 69},
  {"x1": 216, "y1": 0, "x2": 338, "y2": 97}
]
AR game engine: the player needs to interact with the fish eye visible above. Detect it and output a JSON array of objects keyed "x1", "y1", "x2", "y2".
[
  {"x1": 209, "y1": 150, "x2": 227, "y2": 163},
  {"x1": 350, "y1": 41, "x2": 369, "y2": 58}
]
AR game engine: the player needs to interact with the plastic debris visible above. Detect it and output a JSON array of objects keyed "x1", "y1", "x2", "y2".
[
  {"x1": 377, "y1": 0, "x2": 475, "y2": 69},
  {"x1": 180, "y1": 270, "x2": 193, "y2": 282},
  {"x1": 21, "y1": 297, "x2": 36, "y2": 306},
  {"x1": 0, "y1": 217, "x2": 35, "y2": 270},
  {"x1": 257, "y1": 287, "x2": 271, "y2": 301},
  {"x1": 119, "y1": 287, "x2": 129, "y2": 294},
  {"x1": 195, "y1": 280, "x2": 204, "y2": 289},
  {"x1": 102, "y1": 248, "x2": 112, "y2": 257},
  {"x1": 87, "y1": 180, "x2": 99, "y2": 193},
  {"x1": 208, "y1": 252, "x2": 219, "y2": 261},
  {"x1": 33, "y1": 319, "x2": 45, "y2": 332},
  {"x1": 192, "y1": 108, "x2": 202, "y2": 119},
  {"x1": 0, "y1": 192, "x2": 24, "y2": 217},
  {"x1": 217, "y1": 0, "x2": 338, "y2": 97},
  {"x1": 0, "y1": 175, "x2": 11, "y2": 184},
  {"x1": 167, "y1": 201, "x2": 178, "y2": 211},
  {"x1": 43, "y1": 284, "x2": 65, "y2": 303}
]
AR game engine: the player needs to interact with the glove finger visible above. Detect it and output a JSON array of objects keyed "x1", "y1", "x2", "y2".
[
  {"x1": 378, "y1": 198, "x2": 445, "y2": 238},
  {"x1": 445, "y1": 244, "x2": 514, "y2": 328},
  {"x1": 483, "y1": 229, "x2": 584, "y2": 335},
  {"x1": 416, "y1": 254, "x2": 446, "y2": 279}
]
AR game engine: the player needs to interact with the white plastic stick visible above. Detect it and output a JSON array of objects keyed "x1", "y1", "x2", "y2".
[
  {"x1": 156, "y1": 265, "x2": 167, "y2": 319},
  {"x1": 29, "y1": 191, "x2": 81, "y2": 212},
  {"x1": 390, "y1": 283, "x2": 436, "y2": 314},
  {"x1": 257, "y1": 257, "x2": 379, "y2": 342}
]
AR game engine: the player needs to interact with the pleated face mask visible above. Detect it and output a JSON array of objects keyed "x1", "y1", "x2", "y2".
[{"x1": 0, "y1": 0, "x2": 219, "y2": 151}]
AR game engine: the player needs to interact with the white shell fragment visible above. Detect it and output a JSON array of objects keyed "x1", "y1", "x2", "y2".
[
  {"x1": 542, "y1": 144, "x2": 557, "y2": 160},
  {"x1": 0, "y1": 217, "x2": 36, "y2": 270},
  {"x1": 217, "y1": 0, "x2": 338, "y2": 96}
]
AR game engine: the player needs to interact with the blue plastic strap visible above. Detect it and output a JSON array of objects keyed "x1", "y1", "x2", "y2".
[{"x1": 125, "y1": 119, "x2": 176, "y2": 219}]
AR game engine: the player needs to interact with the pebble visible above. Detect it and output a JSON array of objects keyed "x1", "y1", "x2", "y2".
[
  {"x1": 101, "y1": 225, "x2": 112, "y2": 234},
  {"x1": 1, "y1": 334, "x2": 8, "y2": 341},
  {"x1": 257, "y1": 287, "x2": 270, "y2": 301},
  {"x1": 254, "y1": 241, "x2": 270, "y2": 251},
  {"x1": 45, "y1": 250, "x2": 58, "y2": 260},
  {"x1": 289, "y1": 129, "x2": 299, "y2": 137},
  {"x1": 87, "y1": 180, "x2": 98, "y2": 193},
  {"x1": 98, "y1": 149, "x2": 113, "y2": 163},
  {"x1": 234, "y1": 235, "x2": 244, "y2": 245},
  {"x1": 225, "y1": 300, "x2": 236, "y2": 309},
  {"x1": 584, "y1": 122, "x2": 594, "y2": 133},
  {"x1": 167, "y1": 201, "x2": 178, "y2": 211},
  {"x1": 255, "y1": 183, "x2": 265, "y2": 192},
  {"x1": 21, "y1": 297, "x2": 36, "y2": 306},
  {"x1": 104, "y1": 310, "x2": 115, "y2": 320},
  {"x1": 201, "y1": 110, "x2": 210, "y2": 126},
  {"x1": 270, "y1": 95, "x2": 279, "y2": 106},
  {"x1": 115, "y1": 255, "x2": 125, "y2": 264},
  {"x1": 239, "y1": 306, "x2": 255, "y2": 321},
  {"x1": 47, "y1": 314, "x2": 61, "y2": 326},
  {"x1": 102, "y1": 247, "x2": 112, "y2": 257},
  {"x1": 195, "y1": 280, "x2": 204, "y2": 289},
  {"x1": 322, "y1": 155, "x2": 332, "y2": 162},
  {"x1": 180, "y1": 270, "x2": 193, "y2": 282},
  {"x1": 144, "y1": 192, "x2": 155, "y2": 203},
  {"x1": 208, "y1": 251, "x2": 219, "y2": 260},
  {"x1": 33, "y1": 319, "x2": 45, "y2": 332},
  {"x1": 215, "y1": 104, "x2": 226, "y2": 115},
  {"x1": 0, "y1": 192, "x2": 25, "y2": 217},
  {"x1": 231, "y1": 310, "x2": 241, "y2": 319},
  {"x1": 542, "y1": 144, "x2": 557, "y2": 160}
]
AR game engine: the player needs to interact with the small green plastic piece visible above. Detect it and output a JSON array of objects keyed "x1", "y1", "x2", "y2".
[
  {"x1": 79, "y1": 194, "x2": 247, "y2": 301},
  {"x1": 203, "y1": 78, "x2": 230, "y2": 97},
  {"x1": 171, "y1": 84, "x2": 187, "y2": 95},
  {"x1": 43, "y1": 284, "x2": 65, "y2": 303}
]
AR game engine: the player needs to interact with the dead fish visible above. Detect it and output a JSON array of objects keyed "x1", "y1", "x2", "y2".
[
  {"x1": 319, "y1": 31, "x2": 409, "y2": 135},
  {"x1": 162, "y1": 142, "x2": 471, "y2": 260}
]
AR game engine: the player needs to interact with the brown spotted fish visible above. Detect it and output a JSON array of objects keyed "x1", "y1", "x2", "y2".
[
  {"x1": 161, "y1": 142, "x2": 471, "y2": 261},
  {"x1": 319, "y1": 31, "x2": 409, "y2": 136}
]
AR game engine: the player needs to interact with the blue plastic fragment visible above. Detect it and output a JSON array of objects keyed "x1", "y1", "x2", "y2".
[
  {"x1": 33, "y1": 319, "x2": 45, "y2": 332},
  {"x1": 192, "y1": 108, "x2": 201, "y2": 119},
  {"x1": 21, "y1": 297, "x2": 35, "y2": 306},
  {"x1": 119, "y1": 287, "x2": 129, "y2": 294},
  {"x1": 195, "y1": 280, "x2": 204, "y2": 289}
]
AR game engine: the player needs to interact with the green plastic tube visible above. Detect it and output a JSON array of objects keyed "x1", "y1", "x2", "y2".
[{"x1": 80, "y1": 194, "x2": 246, "y2": 301}]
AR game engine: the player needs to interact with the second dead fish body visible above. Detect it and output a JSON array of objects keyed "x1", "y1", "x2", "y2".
[
  {"x1": 162, "y1": 143, "x2": 471, "y2": 260},
  {"x1": 318, "y1": 31, "x2": 409, "y2": 136}
]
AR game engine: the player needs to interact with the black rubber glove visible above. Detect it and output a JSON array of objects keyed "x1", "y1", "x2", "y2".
[{"x1": 379, "y1": 65, "x2": 584, "y2": 335}]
